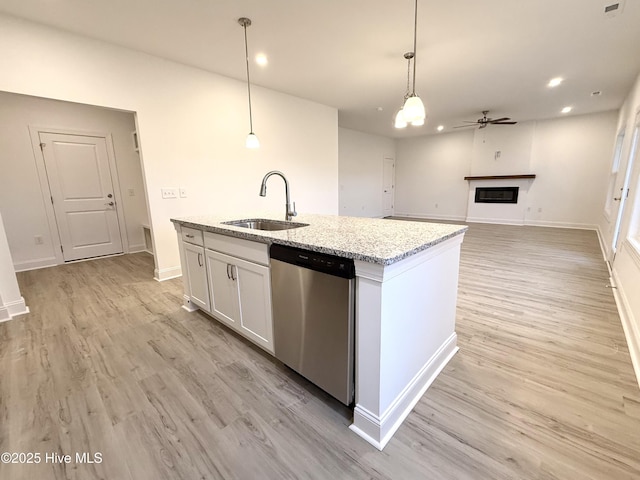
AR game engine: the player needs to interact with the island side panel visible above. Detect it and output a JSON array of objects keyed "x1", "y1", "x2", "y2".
[
  {"x1": 350, "y1": 234, "x2": 464, "y2": 450},
  {"x1": 173, "y1": 223, "x2": 196, "y2": 312}
]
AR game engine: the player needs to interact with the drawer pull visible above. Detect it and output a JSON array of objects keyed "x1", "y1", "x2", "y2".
[{"x1": 185, "y1": 234, "x2": 195, "y2": 239}]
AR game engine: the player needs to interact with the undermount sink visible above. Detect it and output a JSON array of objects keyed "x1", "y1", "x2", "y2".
[{"x1": 222, "y1": 218, "x2": 309, "y2": 231}]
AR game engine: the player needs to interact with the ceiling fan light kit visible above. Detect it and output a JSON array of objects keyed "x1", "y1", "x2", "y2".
[{"x1": 239, "y1": 17, "x2": 260, "y2": 149}]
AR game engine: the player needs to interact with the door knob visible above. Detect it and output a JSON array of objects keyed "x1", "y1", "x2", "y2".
[
  {"x1": 107, "y1": 201, "x2": 115, "y2": 206},
  {"x1": 107, "y1": 193, "x2": 113, "y2": 198}
]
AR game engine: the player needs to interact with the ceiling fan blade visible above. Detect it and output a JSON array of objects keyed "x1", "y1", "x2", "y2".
[
  {"x1": 492, "y1": 121, "x2": 518, "y2": 125},
  {"x1": 487, "y1": 117, "x2": 510, "y2": 123},
  {"x1": 453, "y1": 124, "x2": 477, "y2": 128}
]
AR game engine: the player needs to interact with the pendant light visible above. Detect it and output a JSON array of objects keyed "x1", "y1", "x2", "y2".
[
  {"x1": 401, "y1": 0, "x2": 426, "y2": 124},
  {"x1": 239, "y1": 17, "x2": 259, "y2": 149}
]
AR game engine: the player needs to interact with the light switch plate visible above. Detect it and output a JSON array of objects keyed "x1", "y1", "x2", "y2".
[{"x1": 179, "y1": 188, "x2": 187, "y2": 198}]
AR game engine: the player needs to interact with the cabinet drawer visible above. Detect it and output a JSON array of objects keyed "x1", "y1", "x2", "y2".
[
  {"x1": 182, "y1": 226, "x2": 203, "y2": 246},
  {"x1": 204, "y1": 232, "x2": 269, "y2": 266}
]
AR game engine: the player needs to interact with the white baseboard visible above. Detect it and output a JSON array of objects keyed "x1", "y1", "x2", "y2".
[
  {"x1": 13, "y1": 256, "x2": 58, "y2": 272},
  {"x1": 595, "y1": 225, "x2": 609, "y2": 264},
  {"x1": 350, "y1": 333, "x2": 458, "y2": 450},
  {"x1": 181, "y1": 294, "x2": 198, "y2": 312},
  {"x1": 128, "y1": 243, "x2": 147, "y2": 254},
  {"x1": 524, "y1": 219, "x2": 599, "y2": 230},
  {"x1": 393, "y1": 212, "x2": 467, "y2": 222},
  {"x1": 611, "y1": 269, "x2": 640, "y2": 389},
  {"x1": 0, "y1": 297, "x2": 30, "y2": 323},
  {"x1": 154, "y1": 265, "x2": 182, "y2": 282},
  {"x1": 466, "y1": 216, "x2": 524, "y2": 226}
]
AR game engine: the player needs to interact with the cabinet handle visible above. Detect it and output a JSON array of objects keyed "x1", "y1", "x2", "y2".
[
  {"x1": 197, "y1": 252, "x2": 203, "y2": 267},
  {"x1": 226, "y1": 264, "x2": 231, "y2": 279},
  {"x1": 185, "y1": 234, "x2": 194, "y2": 238},
  {"x1": 230, "y1": 265, "x2": 236, "y2": 281}
]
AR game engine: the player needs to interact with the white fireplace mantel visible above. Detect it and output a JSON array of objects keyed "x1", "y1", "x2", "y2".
[{"x1": 465, "y1": 175, "x2": 536, "y2": 225}]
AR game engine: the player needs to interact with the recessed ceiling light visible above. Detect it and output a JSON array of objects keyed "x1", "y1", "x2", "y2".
[
  {"x1": 561, "y1": 106, "x2": 572, "y2": 114},
  {"x1": 548, "y1": 77, "x2": 563, "y2": 88},
  {"x1": 255, "y1": 54, "x2": 268, "y2": 66},
  {"x1": 437, "y1": 125, "x2": 444, "y2": 132},
  {"x1": 376, "y1": 106, "x2": 384, "y2": 112}
]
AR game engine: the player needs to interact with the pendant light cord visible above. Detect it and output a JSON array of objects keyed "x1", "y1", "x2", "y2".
[
  {"x1": 411, "y1": 0, "x2": 418, "y2": 96},
  {"x1": 242, "y1": 23, "x2": 254, "y2": 133}
]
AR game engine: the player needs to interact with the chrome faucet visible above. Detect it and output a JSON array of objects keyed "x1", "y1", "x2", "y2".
[{"x1": 259, "y1": 170, "x2": 297, "y2": 221}]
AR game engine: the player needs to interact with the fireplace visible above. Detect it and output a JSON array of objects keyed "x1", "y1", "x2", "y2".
[{"x1": 474, "y1": 186, "x2": 519, "y2": 204}]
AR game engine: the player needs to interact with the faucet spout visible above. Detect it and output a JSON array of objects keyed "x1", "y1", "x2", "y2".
[{"x1": 259, "y1": 170, "x2": 297, "y2": 221}]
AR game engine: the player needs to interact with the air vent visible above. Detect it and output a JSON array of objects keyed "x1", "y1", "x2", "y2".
[
  {"x1": 605, "y1": 3, "x2": 619, "y2": 13},
  {"x1": 604, "y1": 1, "x2": 625, "y2": 17}
]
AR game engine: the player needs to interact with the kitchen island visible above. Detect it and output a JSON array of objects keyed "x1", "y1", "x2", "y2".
[{"x1": 171, "y1": 213, "x2": 467, "y2": 450}]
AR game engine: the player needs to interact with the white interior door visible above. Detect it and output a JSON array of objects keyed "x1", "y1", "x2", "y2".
[
  {"x1": 40, "y1": 132, "x2": 123, "y2": 261},
  {"x1": 382, "y1": 157, "x2": 395, "y2": 217},
  {"x1": 611, "y1": 117, "x2": 639, "y2": 261}
]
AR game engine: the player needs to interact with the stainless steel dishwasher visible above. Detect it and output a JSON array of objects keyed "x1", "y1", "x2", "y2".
[{"x1": 270, "y1": 244, "x2": 355, "y2": 405}]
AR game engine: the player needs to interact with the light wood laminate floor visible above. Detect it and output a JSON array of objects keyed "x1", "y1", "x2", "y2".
[{"x1": 1, "y1": 223, "x2": 639, "y2": 479}]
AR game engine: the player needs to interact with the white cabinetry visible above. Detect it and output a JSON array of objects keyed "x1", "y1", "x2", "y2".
[
  {"x1": 180, "y1": 226, "x2": 210, "y2": 312},
  {"x1": 206, "y1": 249, "x2": 273, "y2": 353}
]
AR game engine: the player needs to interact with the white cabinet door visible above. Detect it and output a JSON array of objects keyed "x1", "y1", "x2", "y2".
[
  {"x1": 205, "y1": 249, "x2": 274, "y2": 353},
  {"x1": 235, "y1": 257, "x2": 274, "y2": 353},
  {"x1": 183, "y1": 242, "x2": 210, "y2": 311},
  {"x1": 206, "y1": 250, "x2": 240, "y2": 329}
]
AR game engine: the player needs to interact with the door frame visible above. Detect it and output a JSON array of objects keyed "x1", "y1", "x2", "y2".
[
  {"x1": 382, "y1": 156, "x2": 395, "y2": 217},
  {"x1": 28, "y1": 125, "x2": 129, "y2": 265},
  {"x1": 610, "y1": 110, "x2": 640, "y2": 262}
]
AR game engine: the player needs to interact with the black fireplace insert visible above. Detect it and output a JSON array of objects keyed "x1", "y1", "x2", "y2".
[{"x1": 474, "y1": 187, "x2": 519, "y2": 204}]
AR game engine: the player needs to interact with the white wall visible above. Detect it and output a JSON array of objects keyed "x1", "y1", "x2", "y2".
[
  {"x1": 395, "y1": 129, "x2": 474, "y2": 221},
  {"x1": 471, "y1": 122, "x2": 534, "y2": 176},
  {"x1": 600, "y1": 72, "x2": 640, "y2": 386},
  {"x1": 338, "y1": 128, "x2": 396, "y2": 217},
  {"x1": 0, "y1": 14, "x2": 338, "y2": 280},
  {"x1": 527, "y1": 112, "x2": 617, "y2": 228},
  {"x1": 0, "y1": 211, "x2": 28, "y2": 322},
  {"x1": 0, "y1": 91, "x2": 149, "y2": 270},
  {"x1": 395, "y1": 112, "x2": 618, "y2": 227}
]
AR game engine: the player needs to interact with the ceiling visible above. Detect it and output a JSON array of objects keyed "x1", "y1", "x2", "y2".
[{"x1": 1, "y1": 0, "x2": 639, "y2": 138}]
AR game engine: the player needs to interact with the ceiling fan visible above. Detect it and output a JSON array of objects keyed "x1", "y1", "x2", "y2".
[{"x1": 454, "y1": 110, "x2": 518, "y2": 129}]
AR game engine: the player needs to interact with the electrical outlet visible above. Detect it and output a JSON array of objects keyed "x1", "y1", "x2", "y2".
[
  {"x1": 128, "y1": 188, "x2": 135, "y2": 196},
  {"x1": 179, "y1": 188, "x2": 187, "y2": 198},
  {"x1": 34, "y1": 235, "x2": 43, "y2": 245},
  {"x1": 161, "y1": 188, "x2": 178, "y2": 199}
]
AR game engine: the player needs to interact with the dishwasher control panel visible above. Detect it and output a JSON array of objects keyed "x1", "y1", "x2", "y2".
[{"x1": 270, "y1": 244, "x2": 355, "y2": 279}]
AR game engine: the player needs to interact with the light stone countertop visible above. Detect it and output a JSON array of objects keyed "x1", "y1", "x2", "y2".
[{"x1": 171, "y1": 213, "x2": 468, "y2": 266}]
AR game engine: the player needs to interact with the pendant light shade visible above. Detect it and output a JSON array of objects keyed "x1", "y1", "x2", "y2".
[
  {"x1": 403, "y1": 95, "x2": 426, "y2": 123},
  {"x1": 410, "y1": 116, "x2": 425, "y2": 127},
  {"x1": 239, "y1": 17, "x2": 259, "y2": 149},
  {"x1": 394, "y1": 109, "x2": 408, "y2": 129},
  {"x1": 246, "y1": 132, "x2": 260, "y2": 149}
]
